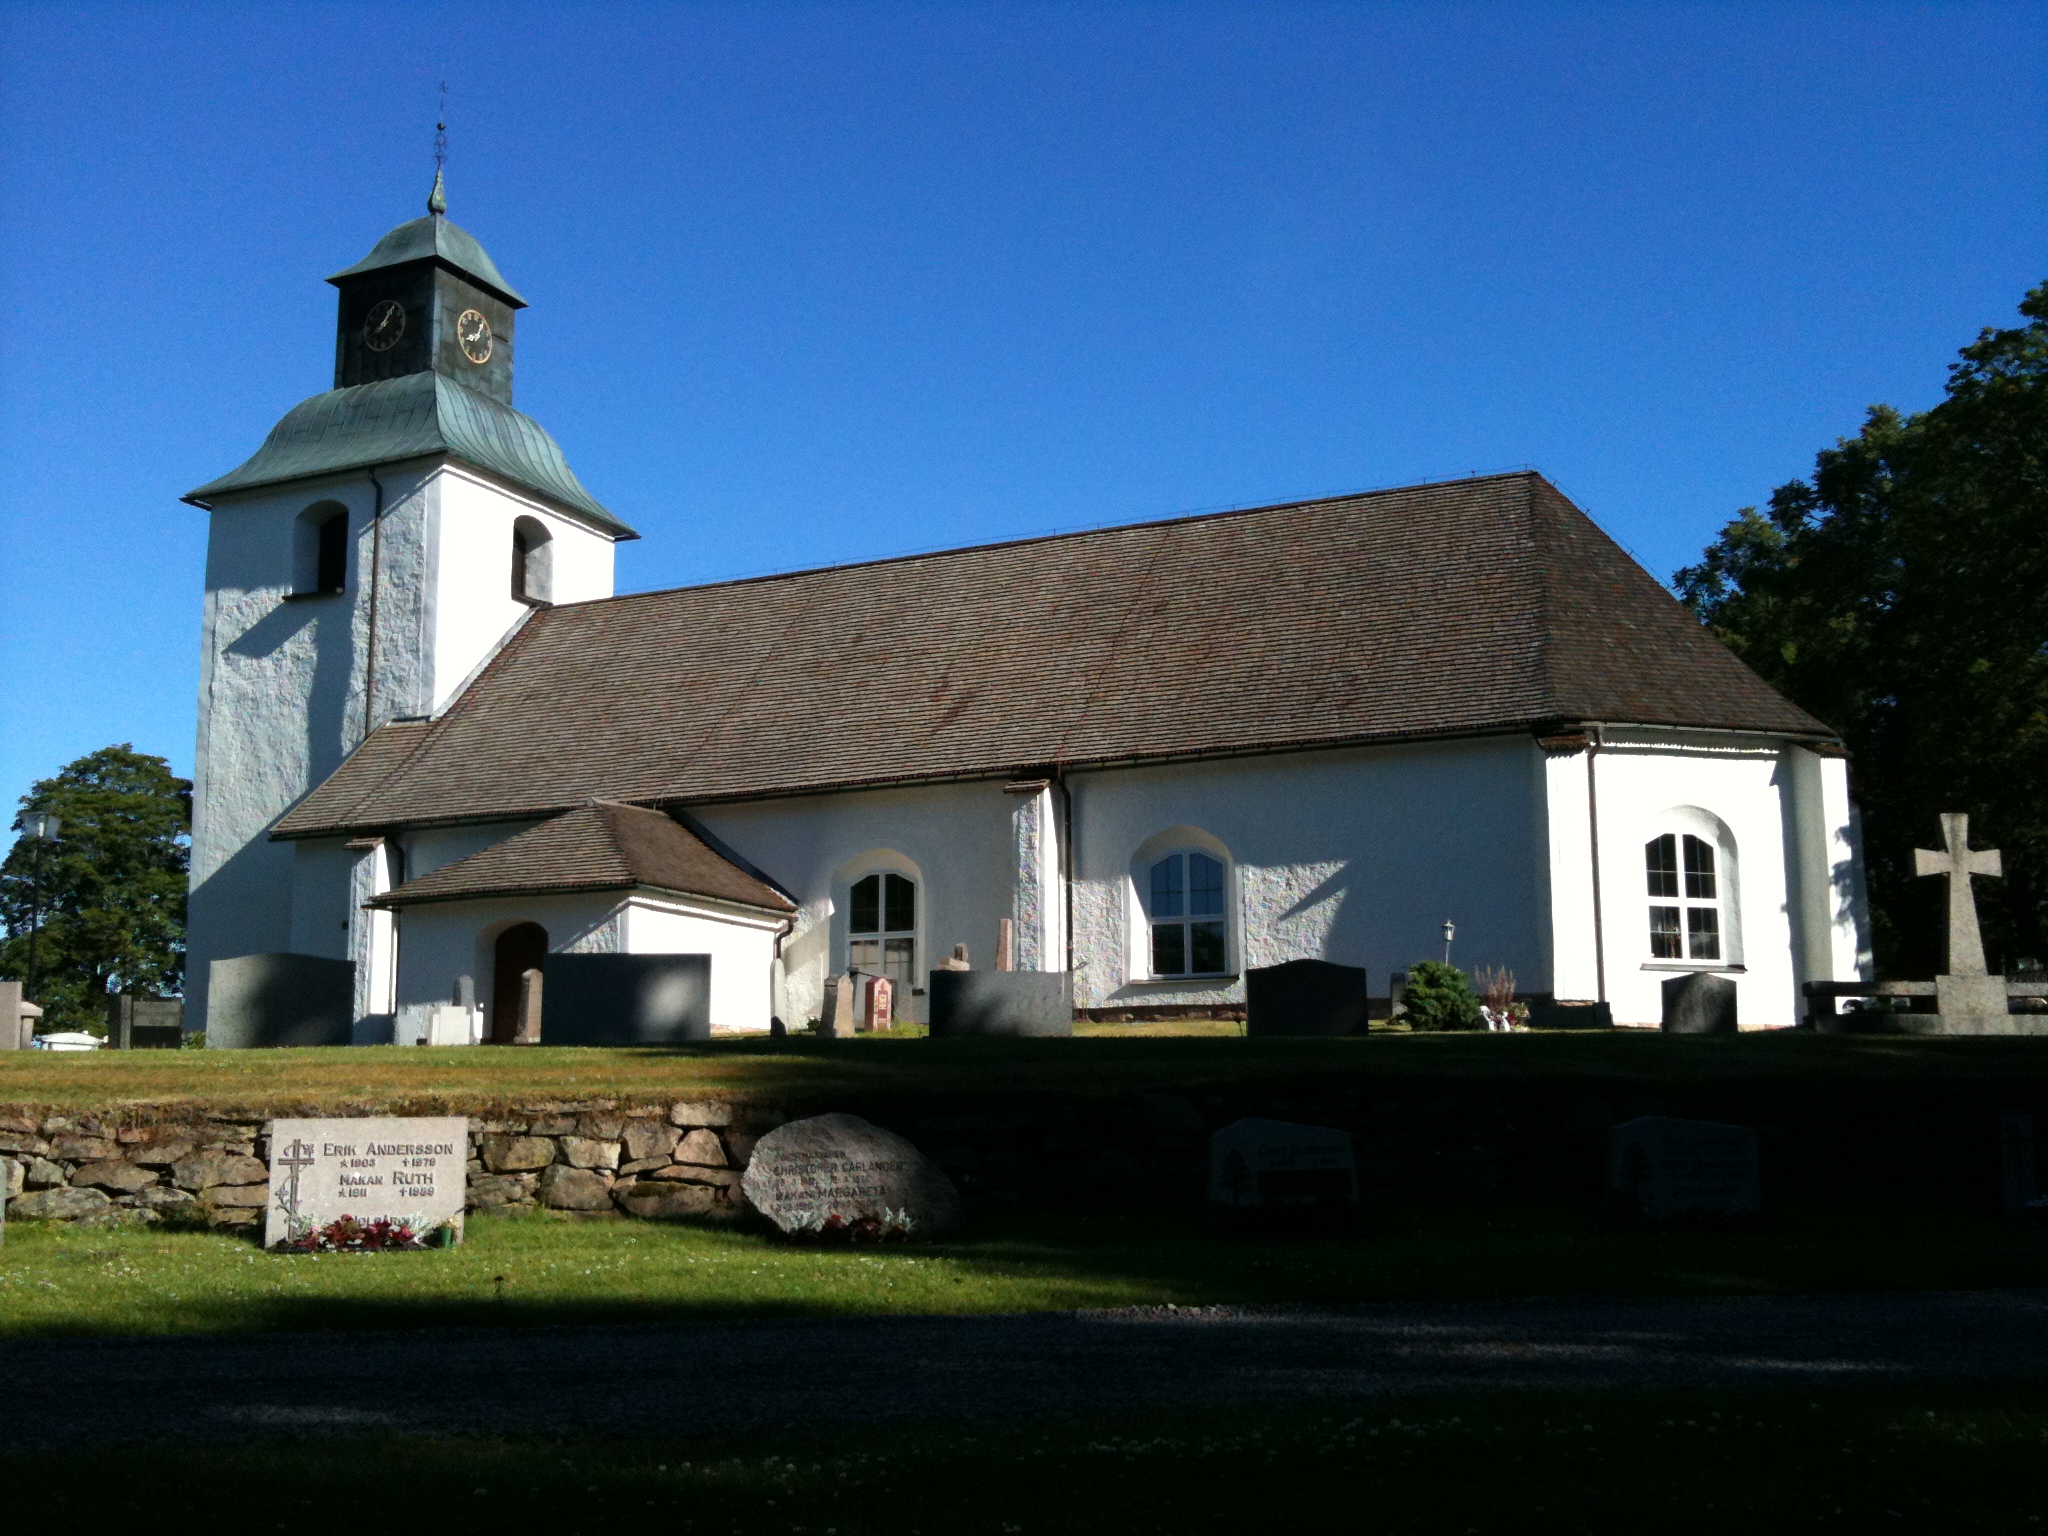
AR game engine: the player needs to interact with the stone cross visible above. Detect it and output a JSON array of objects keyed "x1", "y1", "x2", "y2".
[{"x1": 1914, "y1": 813, "x2": 2003, "y2": 977}]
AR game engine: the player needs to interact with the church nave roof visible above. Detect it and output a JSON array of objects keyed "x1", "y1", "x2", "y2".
[{"x1": 274, "y1": 471, "x2": 1833, "y2": 839}]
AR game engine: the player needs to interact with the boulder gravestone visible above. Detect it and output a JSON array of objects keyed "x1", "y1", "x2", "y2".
[
  {"x1": 1207, "y1": 1117, "x2": 1358, "y2": 1230},
  {"x1": 740, "y1": 1112, "x2": 961, "y2": 1238},
  {"x1": 1606, "y1": 1116, "x2": 1760, "y2": 1223},
  {"x1": 264, "y1": 1117, "x2": 469, "y2": 1248}
]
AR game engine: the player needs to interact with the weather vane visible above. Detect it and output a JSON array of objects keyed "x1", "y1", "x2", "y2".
[{"x1": 428, "y1": 80, "x2": 449, "y2": 215}]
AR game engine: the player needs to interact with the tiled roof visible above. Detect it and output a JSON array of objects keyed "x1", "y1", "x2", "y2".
[
  {"x1": 276, "y1": 472, "x2": 1831, "y2": 838},
  {"x1": 183, "y1": 372, "x2": 633, "y2": 537},
  {"x1": 368, "y1": 801, "x2": 795, "y2": 911}
]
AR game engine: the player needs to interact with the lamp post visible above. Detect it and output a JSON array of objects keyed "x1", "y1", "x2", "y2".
[
  {"x1": 21, "y1": 812, "x2": 59, "y2": 1003},
  {"x1": 1442, "y1": 919, "x2": 1456, "y2": 966}
]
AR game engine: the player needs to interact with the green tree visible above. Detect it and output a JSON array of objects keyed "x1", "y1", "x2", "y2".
[
  {"x1": 1401, "y1": 960, "x2": 1484, "y2": 1031},
  {"x1": 0, "y1": 745, "x2": 191, "y2": 1033},
  {"x1": 1676, "y1": 283, "x2": 2048, "y2": 975}
]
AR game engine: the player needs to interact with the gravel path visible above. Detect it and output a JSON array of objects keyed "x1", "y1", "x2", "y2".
[{"x1": 4, "y1": 1290, "x2": 2045, "y2": 1447}]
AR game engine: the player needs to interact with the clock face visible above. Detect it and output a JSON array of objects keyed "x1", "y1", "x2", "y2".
[
  {"x1": 362, "y1": 299, "x2": 406, "y2": 353},
  {"x1": 456, "y1": 309, "x2": 493, "y2": 364}
]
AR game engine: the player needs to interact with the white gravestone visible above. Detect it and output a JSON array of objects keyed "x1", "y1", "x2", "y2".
[
  {"x1": 1208, "y1": 1117, "x2": 1358, "y2": 1221},
  {"x1": 741, "y1": 1112, "x2": 961, "y2": 1239},
  {"x1": 265, "y1": 1116, "x2": 469, "y2": 1249},
  {"x1": 1606, "y1": 1115, "x2": 1760, "y2": 1223}
]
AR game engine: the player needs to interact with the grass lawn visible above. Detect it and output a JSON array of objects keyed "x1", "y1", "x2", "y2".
[
  {"x1": 5, "y1": 1030, "x2": 2048, "y2": 1114},
  {"x1": 7, "y1": 1387, "x2": 2044, "y2": 1533},
  {"x1": 4, "y1": 1200, "x2": 2045, "y2": 1338}
]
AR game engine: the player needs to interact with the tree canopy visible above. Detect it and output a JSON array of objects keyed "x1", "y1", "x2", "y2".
[
  {"x1": 1676, "y1": 283, "x2": 2047, "y2": 976},
  {"x1": 0, "y1": 745, "x2": 191, "y2": 1033}
]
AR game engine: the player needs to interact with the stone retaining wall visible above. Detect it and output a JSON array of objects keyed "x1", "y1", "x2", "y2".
[
  {"x1": 0, "y1": 1100, "x2": 769, "y2": 1229},
  {"x1": 2, "y1": 1075, "x2": 2034, "y2": 1228}
]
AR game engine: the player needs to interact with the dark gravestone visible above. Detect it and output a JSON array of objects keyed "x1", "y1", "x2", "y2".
[
  {"x1": 544, "y1": 954, "x2": 711, "y2": 1045},
  {"x1": 1208, "y1": 1117, "x2": 1358, "y2": 1233},
  {"x1": 2000, "y1": 1114, "x2": 2048, "y2": 1218},
  {"x1": 927, "y1": 970, "x2": 1072, "y2": 1037},
  {"x1": 107, "y1": 995, "x2": 184, "y2": 1049},
  {"x1": 1245, "y1": 959, "x2": 1368, "y2": 1037},
  {"x1": 1527, "y1": 1000, "x2": 1614, "y2": 1030},
  {"x1": 207, "y1": 954, "x2": 355, "y2": 1048},
  {"x1": 1607, "y1": 1116, "x2": 1760, "y2": 1224},
  {"x1": 1661, "y1": 973, "x2": 1738, "y2": 1035},
  {"x1": 740, "y1": 1112, "x2": 962, "y2": 1239}
]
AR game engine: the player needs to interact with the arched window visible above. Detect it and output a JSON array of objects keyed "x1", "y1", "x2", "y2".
[
  {"x1": 511, "y1": 516, "x2": 553, "y2": 605},
  {"x1": 848, "y1": 872, "x2": 916, "y2": 987},
  {"x1": 1645, "y1": 832, "x2": 1725, "y2": 961},
  {"x1": 1146, "y1": 849, "x2": 1228, "y2": 976},
  {"x1": 292, "y1": 501, "x2": 350, "y2": 596}
]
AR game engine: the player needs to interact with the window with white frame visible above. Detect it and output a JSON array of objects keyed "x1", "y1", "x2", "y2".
[
  {"x1": 848, "y1": 872, "x2": 916, "y2": 987},
  {"x1": 1645, "y1": 831, "x2": 1725, "y2": 961},
  {"x1": 1146, "y1": 850, "x2": 1228, "y2": 976}
]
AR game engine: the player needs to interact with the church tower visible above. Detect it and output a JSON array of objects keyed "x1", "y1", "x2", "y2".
[{"x1": 183, "y1": 178, "x2": 637, "y2": 1034}]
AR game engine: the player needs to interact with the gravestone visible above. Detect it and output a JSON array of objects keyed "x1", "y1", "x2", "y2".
[
  {"x1": 1207, "y1": 1117, "x2": 1358, "y2": 1231},
  {"x1": 515, "y1": 966, "x2": 544, "y2": 1044},
  {"x1": 935, "y1": 943, "x2": 971, "y2": 972},
  {"x1": 106, "y1": 995, "x2": 184, "y2": 1049},
  {"x1": 1528, "y1": 1000, "x2": 1614, "y2": 1030},
  {"x1": 1660, "y1": 973, "x2": 1737, "y2": 1034},
  {"x1": 862, "y1": 975, "x2": 894, "y2": 1030},
  {"x1": 1915, "y1": 813, "x2": 2012, "y2": 1032},
  {"x1": 207, "y1": 954, "x2": 354, "y2": 1048},
  {"x1": 927, "y1": 970, "x2": 1072, "y2": 1037},
  {"x1": 1245, "y1": 959, "x2": 1368, "y2": 1037},
  {"x1": 0, "y1": 982, "x2": 29, "y2": 1050},
  {"x1": 740, "y1": 1112, "x2": 961, "y2": 1239},
  {"x1": 543, "y1": 954, "x2": 710, "y2": 1044},
  {"x1": 2000, "y1": 1114, "x2": 2048, "y2": 1218},
  {"x1": 1606, "y1": 1116, "x2": 1760, "y2": 1223},
  {"x1": 820, "y1": 973, "x2": 857, "y2": 1038},
  {"x1": 264, "y1": 1116, "x2": 469, "y2": 1249}
]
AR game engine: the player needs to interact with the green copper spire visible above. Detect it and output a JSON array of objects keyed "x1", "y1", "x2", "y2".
[{"x1": 427, "y1": 166, "x2": 447, "y2": 215}]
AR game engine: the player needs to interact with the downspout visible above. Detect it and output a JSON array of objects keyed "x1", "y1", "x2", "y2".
[
  {"x1": 1587, "y1": 724, "x2": 1607, "y2": 1004},
  {"x1": 361, "y1": 468, "x2": 387, "y2": 743},
  {"x1": 1057, "y1": 767, "x2": 1076, "y2": 986}
]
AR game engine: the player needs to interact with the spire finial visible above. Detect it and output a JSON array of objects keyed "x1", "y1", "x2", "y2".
[{"x1": 427, "y1": 80, "x2": 448, "y2": 215}]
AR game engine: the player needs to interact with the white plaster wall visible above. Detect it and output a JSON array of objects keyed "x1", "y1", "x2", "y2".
[
  {"x1": 188, "y1": 464, "x2": 433, "y2": 1029},
  {"x1": 1009, "y1": 785, "x2": 1064, "y2": 972},
  {"x1": 692, "y1": 782, "x2": 1019, "y2": 1027},
  {"x1": 1578, "y1": 732, "x2": 1812, "y2": 1028},
  {"x1": 398, "y1": 820, "x2": 549, "y2": 884},
  {"x1": 1067, "y1": 739, "x2": 1551, "y2": 1010},
  {"x1": 622, "y1": 897, "x2": 781, "y2": 1032},
  {"x1": 392, "y1": 891, "x2": 626, "y2": 1025},
  {"x1": 1542, "y1": 747, "x2": 1600, "y2": 1002},
  {"x1": 427, "y1": 467, "x2": 616, "y2": 713},
  {"x1": 286, "y1": 839, "x2": 358, "y2": 960}
]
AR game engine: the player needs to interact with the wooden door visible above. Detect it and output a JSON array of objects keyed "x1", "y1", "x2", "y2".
[{"x1": 490, "y1": 923, "x2": 548, "y2": 1044}]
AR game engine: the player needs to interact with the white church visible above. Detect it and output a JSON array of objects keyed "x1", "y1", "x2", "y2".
[{"x1": 184, "y1": 186, "x2": 1872, "y2": 1044}]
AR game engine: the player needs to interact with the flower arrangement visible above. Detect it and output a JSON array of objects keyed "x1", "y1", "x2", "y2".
[
  {"x1": 780, "y1": 1207, "x2": 916, "y2": 1244},
  {"x1": 277, "y1": 1215, "x2": 451, "y2": 1253},
  {"x1": 1474, "y1": 966, "x2": 1530, "y2": 1032}
]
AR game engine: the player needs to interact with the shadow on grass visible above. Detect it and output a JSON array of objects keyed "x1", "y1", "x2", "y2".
[
  {"x1": 9, "y1": 1197, "x2": 2045, "y2": 1341},
  {"x1": 5, "y1": 1382, "x2": 2047, "y2": 1534}
]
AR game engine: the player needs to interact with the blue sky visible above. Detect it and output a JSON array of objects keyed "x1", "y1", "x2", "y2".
[{"x1": 0, "y1": 2, "x2": 2041, "y2": 817}]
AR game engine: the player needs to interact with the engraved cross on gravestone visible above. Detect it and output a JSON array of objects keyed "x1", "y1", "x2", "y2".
[
  {"x1": 1914, "y1": 813, "x2": 2008, "y2": 1031},
  {"x1": 274, "y1": 1135, "x2": 318, "y2": 1237}
]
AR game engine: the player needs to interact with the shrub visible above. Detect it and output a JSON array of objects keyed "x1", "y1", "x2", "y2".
[{"x1": 1401, "y1": 961, "x2": 1484, "y2": 1031}]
